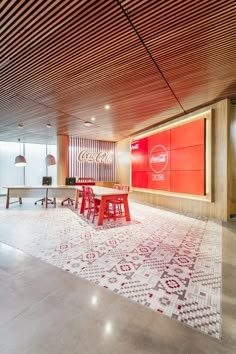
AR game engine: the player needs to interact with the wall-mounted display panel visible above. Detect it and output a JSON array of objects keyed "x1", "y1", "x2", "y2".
[{"x1": 131, "y1": 111, "x2": 212, "y2": 201}]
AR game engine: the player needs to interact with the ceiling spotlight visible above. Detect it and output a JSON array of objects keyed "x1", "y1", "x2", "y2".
[
  {"x1": 104, "y1": 104, "x2": 110, "y2": 110},
  {"x1": 46, "y1": 123, "x2": 52, "y2": 128},
  {"x1": 84, "y1": 121, "x2": 93, "y2": 126},
  {"x1": 91, "y1": 116, "x2": 96, "y2": 121},
  {"x1": 18, "y1": 124, "x2": 23, "y2": 129}
]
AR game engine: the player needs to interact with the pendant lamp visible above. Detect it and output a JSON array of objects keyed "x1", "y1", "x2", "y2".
[
  {"x1": 45, "y1": 124, "x2": 56, "y2": 166},
  {"x1": 45, "y1": 154, "x2": 56, "y2": 166},
  {"x1": 15, "y1": 138, "x2": 27, "y2": 167}
]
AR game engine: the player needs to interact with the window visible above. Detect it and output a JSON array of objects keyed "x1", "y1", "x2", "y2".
[{"x1": 0, "y1": 141, "x2": 57, "y2": 195}]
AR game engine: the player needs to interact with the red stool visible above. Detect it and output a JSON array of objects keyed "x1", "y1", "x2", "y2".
[{"x1": 106, "y1": 185, "x2": 130, "y2": 219}]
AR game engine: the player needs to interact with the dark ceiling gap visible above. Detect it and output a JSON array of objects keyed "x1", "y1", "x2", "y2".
[{"x1": 115, "y1": 0, "x2": 186, "y2": 114}]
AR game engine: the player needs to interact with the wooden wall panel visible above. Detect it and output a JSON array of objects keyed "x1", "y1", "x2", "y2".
[
  {"x1": 116, "y1": 99, "x2": 230, "y2": 221},
  {"x1": 115, "y1": 140, "x2": 131, "y2": 188},
  {"x1": 229, "y1": 104, "x2": 236, "y2": 216},
  {"x1": 95, "y1": 181, "x2": 116, "y2": 188},
  {"x1": 57, "y1": 135, "x2": 69, "y2": 185}
]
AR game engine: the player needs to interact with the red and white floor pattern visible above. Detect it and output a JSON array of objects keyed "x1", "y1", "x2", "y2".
[{"x1": 0, "y1": 202, "x2": 222, "y2": 338}]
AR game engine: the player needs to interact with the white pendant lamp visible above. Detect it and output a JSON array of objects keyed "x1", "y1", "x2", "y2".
[
  {"x1": 15, "y1": 138, "x2": 27, "y2": 167},
  {"x1": 45, "y1": 154, "x2": 56, "y2": 166},
  {"x1": 45, "y1": 124, "x2": 56, "y2": 166},
  {"x1": 15, "y1": 155, "x2": 27, "y2": 166}
]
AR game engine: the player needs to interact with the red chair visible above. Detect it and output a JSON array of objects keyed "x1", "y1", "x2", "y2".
[
  {"x1": 81, "y1": 186, "x2": 91, "y2": 216},
  {"x1": 86, "y1": 187, "x2": 101, "y2": 223},
  {"x1": 121, "y1": 185, "x2": 130, "y2": 192},
  {"x1": 113, "y1": 183, "x2": 121, "y2": 190}
]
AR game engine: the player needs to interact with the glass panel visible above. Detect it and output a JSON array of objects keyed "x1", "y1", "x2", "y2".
[
  {"x1": 24, "y1": 144, "x2": 46, "y2": 185},
  {"x1": 0, "y1": 142, "x2": 24, "y2": 195},
  {"x1": 0, "y1": 141, "x2": 57, "y2": 195},
  {"x1": 46, "y1": 144, "x2": 57, "y2": 185}
]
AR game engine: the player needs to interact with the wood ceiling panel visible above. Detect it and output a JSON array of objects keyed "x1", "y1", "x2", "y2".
[
  {"x1": 0, "y1": 0, "x2": 236, "y2": 144},
  {"x1": 121, "y1": 0, "x2": 236, "y2": 110}
]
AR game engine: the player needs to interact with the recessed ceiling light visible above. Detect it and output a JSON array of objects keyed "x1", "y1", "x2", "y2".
[
  {"x1": 91, "y1": 116, "x2": 96, "y2": 121},
  {"x1": 84, "y1": 121, "x2": 93, "y2": 126},
  {"x1": 18, "y1": 124, "x2": 23, "y2": 129},
  {"x1": 104, "y1": 104, "x2": 110, "y2": 110},
  {"x1": 46, "y1": 123, "x2": 52, "y2": 128}
]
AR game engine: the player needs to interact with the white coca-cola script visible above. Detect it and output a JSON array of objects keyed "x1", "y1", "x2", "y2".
[
  {"x1": 131, "y1": 143, "x2": 139, "y2": 150},
  {"x1": 77, "y1": 150, "x2": 113, "y2": 164},
  {"x1": 150, "y1": 153, "x2": 166, "y2": 163},
  {"x1": 149, "y1": 144, "x2": 168, "y2": 173}
]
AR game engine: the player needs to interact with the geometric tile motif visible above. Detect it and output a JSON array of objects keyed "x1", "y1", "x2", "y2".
[
  {"x1": 0, "y1": 201, "x2": 222, "y2": 339},
  {"x1": 154, "y1": 272, "x2": 190, "y2": 300},
  {"x1": 172, "y1": 301, "x2": 221, "y2": 338}
]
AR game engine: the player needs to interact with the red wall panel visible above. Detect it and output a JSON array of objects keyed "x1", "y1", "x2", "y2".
[
  {"x1": 171, "y1": 119, "x2": 205, "y2": 150},
  {"x1": 131, "y1": 154, "x2": 148, "y2": 172},
  {"x1": 132, "y1": 171, "x2": 148, "y2": 188},
  {"x1": 170, "y1": 171, "x2": 205, "y2": 195},
  {"x1": 131, "y1": 137, "x2": 148, "y2": 156},
  {"x1": 171, "y1": 145, "x2": 205, "y2": 171},
  {"x1": 148, "y1": 171, "x2": 170, "y2": 191},
  {"x1": 148, "y1": 130, "x2": 170, "y2": 152},
  {"x1": 148, "y1": 145, "x2": 170, "y2": 173}
]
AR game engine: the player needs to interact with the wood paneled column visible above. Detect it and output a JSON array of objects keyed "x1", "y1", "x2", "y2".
[{"x1": 57, "y1": 135, "x2": 69, "y2": 185}]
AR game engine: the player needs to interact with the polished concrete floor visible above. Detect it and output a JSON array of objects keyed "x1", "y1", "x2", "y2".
[{"x1": 0, "y1": 198, "x2": 235, "y2": 354}]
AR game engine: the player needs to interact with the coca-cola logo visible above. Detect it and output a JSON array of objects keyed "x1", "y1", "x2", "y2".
[
  {"x1": 77, "y1": 150, "x2": 113, "y2": 164},
  {"x1": 131, "y1": 143, "x2": 139, "y2": 150},
  {"x1": 149, "y1": 145, "x2": 168, "y2": 173}
]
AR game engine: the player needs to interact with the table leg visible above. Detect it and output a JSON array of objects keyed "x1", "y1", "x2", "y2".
[
  {"x1": 123, "y1": 195, "x2": 131, "y2": 221},
  {"x1": 6, "y1": 189, "x2": 10, "y2": 208},
  {"x1": 45, "y1": 189, "x2": 48, "y2": 208},
  {"x1": 80, "y1": 192, "x2": 85, "y2": 213},
  {"x1": 75, "y1": 190, "x2": 79, "y2": 209},
  {"x1": 97, "y1": 197, "x2": 106, "y2": 226}
]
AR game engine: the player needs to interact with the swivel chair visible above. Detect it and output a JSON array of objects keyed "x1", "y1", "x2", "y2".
[
  {"x1": 35, "y1": 176, "x2": 54, "y2": 205},
  {"x1": 61, "y1": 177, "x2": 76, "y2": 206}
]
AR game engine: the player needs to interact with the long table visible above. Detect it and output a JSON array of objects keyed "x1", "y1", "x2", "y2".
[
  {"x1": 5, "y1": 185, "x2": 81, "y2": 209},
  {"x1": 80, "y1": 186, "x2": 131, "y2": 226}
]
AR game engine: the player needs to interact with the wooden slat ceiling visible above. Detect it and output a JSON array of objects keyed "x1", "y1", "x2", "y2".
[{"x1": 1, "y1": 0, "x2": 236, "y2": 144}]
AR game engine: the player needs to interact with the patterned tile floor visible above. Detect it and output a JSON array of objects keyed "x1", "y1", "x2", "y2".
[{"x1": 0, "y1": 201, "x2": 222, "y2": 338}]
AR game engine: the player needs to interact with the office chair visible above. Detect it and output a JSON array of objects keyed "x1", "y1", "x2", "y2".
[
  {"x1": 61, "y1": 177, "x2": 76, "y2": 206},
  {"x1": 34, "y1": 176, "x2": 54, "y2": 206}
]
